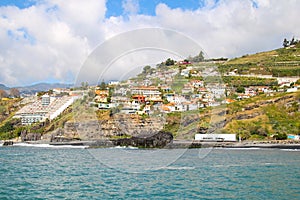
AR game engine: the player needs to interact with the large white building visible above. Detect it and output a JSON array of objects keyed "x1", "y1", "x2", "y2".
[
  {"x1": 195, "y1": 134, "x2": 237, "y2": 142},
  {"x1": 14, "y1": 95, "x2": 79, "y2": 125}
]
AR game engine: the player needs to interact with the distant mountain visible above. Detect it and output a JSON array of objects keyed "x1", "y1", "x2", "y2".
[
  {"x1": 17, "y1": 83, "x2": 73, "y2": 94},
  {"x1": 0, "y1": 84, "x2": 9, "y2": 90}
]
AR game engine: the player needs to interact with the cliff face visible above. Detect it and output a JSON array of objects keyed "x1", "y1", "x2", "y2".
[
  {"x1": 48, "y1": 92, "x2": 300, "y2": 142},
  {"x1": 51, "y1": 114, "x2": 165, "y2": 141}
]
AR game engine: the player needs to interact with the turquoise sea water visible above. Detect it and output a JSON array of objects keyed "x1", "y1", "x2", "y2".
[{"x1": 0, "y1": 146, "x2": 300, "y2": 200}]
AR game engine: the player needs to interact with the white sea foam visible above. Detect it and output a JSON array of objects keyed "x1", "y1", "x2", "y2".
[
  {"x1": 280, "y1": 149, "x2": 300, "y2": 152},
  {"x1": 156, "y1": 166, "x2": 195, "y2": 170},
  {"x1": 215, "y1": 147, "x2": 261, "y2": 150},
  {"x1": 110, "y1": 146, "x2": 138, "y2": 150},
  {"x1": 12, "y1": 143, "x2": 88, "y2": 149}
]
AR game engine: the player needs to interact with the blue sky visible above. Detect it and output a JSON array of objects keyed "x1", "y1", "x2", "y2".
[
  {"x1": 106, "y1": 0, "x2": 210, "y2": 17},
  {"x1": 0, "y1": 0, "x2": 36, "y2": 8},
  {"x1": 0, "y1": 0, "x2": 299, "y2": 86},
  {"x1": 0, "y1": 0, "x2": 218, "y2": 17}
]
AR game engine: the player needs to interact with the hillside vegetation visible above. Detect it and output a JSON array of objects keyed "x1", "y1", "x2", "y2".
[
  {"x1": 162, "y1": 91, "x2": 300, "y2": 140},
  {"x1": 1, "y1": 41, "x2": 300, "y2": 141},
  {"x1": 219, "y1": 42, "x2": 300, "y2": 76},
  {"x1": 0, "y1": 98, "x2": 79, "y2": 140},
  {"x1": 223, "y1": 91, "x2": 300, "y2": 140}
]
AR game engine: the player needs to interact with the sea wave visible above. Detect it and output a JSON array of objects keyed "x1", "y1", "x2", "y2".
[
  {"x1": 12, "y1": 143, "x2": 88, "y2": 149},
  {"x1": 109, "y1": 146, "x2": 138, "y2": 150},
  {"x1": 280, "y1": 149, "x2": 300, "y2": 152},
  {"x1": 215, "y1": 147, "x2": 261, "y2": 150},
  {"x1": 155, "y1": 166, "x2": 195, "y2": 170}
]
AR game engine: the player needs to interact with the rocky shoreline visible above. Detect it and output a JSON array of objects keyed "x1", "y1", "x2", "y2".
[
  {"x1": 168, "y1": 140, "x2": 300, "y2": 149},
  {"x1": 3, "y1": 139, "x2": 300, "y2": 149}
]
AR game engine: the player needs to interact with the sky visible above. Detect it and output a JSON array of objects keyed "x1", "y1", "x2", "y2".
[{"x1": 0, "y1": 0, "x2": 299, "y2": 87}]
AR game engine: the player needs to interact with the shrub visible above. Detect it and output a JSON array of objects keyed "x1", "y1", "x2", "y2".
[{"x1": 273, "y1": 133, "x2": 287, "y2": 140}]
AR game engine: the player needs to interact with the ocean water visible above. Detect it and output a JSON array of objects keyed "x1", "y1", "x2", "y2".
[{"x1": 0, "y1": 146, "x2": 300, "y2": 200}]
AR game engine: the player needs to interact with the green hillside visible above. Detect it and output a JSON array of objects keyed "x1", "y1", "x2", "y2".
[
  {"x1": 219, "y1": 42, "x2": 300, "y2": 76},
  {"x1": 1, "y1": 41, "x2": 300, "y2": 141},
  {"x1": 223, "y1": 91, "x2": 300, "y2": 140},
  {"x1": 162, "y1": 91, "x2": 300, "y2": 140}
]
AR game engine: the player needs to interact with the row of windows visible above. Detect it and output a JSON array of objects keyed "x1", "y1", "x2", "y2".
[{"x1": 21, "y1": 117, "x2": 43, "y2": 124}]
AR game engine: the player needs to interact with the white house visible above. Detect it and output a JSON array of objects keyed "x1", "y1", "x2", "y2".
[
  {"x1": 131, "y1": 86, "x2": 162, "y2": 102},
  {"x1": 287, "y1": 87, "x2": 298, "y2": 93}
]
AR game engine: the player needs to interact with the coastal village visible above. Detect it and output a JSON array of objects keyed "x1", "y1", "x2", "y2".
[
  {"x1": 12, "y1": 61, "x2": 300, "y2": 124},
  {"x1": 1, "y1": 43, "x2": 300, "y2": 145},
  {"x1": 2, "y1": 2, "x2": 300, "y2": 199}
]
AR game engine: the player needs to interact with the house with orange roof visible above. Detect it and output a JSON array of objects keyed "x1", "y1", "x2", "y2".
[
  {"x1": 131, "y1": 86, "x2": 162, "y2": 102},
  {"x1": 226, "y1": 98, "x2": 236, "y2": 104}
]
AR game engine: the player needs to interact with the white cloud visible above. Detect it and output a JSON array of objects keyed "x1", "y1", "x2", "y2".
[
  {"x1": 0, "y1": 0, "x2": 106, "y2": 86},
  {"x1": 0, "y1": 0, "x2": 300, "y2": 86},
  {"x1": 153, "y1": 0, "x2": 300, "y2": 57},
  {"x1": 254, "y1": 0, "x2": 270, "y2": 7},
  {"x1": 76, "y1": 28, "x2": 202, "y2": 85},
  {"x1": 122, "y1": 0, "x2": 139, "y2": 15}
]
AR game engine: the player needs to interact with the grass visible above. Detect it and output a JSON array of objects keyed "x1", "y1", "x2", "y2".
[
  {"x1": 171, "y1": 74, "x2": 188, "y2": 94},
  {"x1": 219, "y1": 43, "x2": 300, "y2": 76},
  {"x1": 222, "y1": 76, "x2": 278, "y2": 87},
  {"x1": 223, "y1": 91, "x2": 300, "y2": 139}
]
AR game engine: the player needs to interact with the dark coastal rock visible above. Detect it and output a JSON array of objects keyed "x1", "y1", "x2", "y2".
[
  {"x1": 198, "y1": 127, "x2": 208, "y2": 134},
  {"x1": 50, "y1": 135, "x2": 75, "y2": 142},
  {"x1": 111, "y1": 131, "x2": 173, "y2": 148},
  {"x1": 20, "y1": 130, "x2": 41, "y2": 142},
  {"x1": 3, "y1": 141, "x2": 13, "y2": 146},
  {"x1": 50, "y1": 128, "x2": 81, "y2": 142}
]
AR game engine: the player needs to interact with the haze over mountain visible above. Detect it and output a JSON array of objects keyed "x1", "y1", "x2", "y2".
[
  {"x1": 0, "y1": 84, "x2": 10, "y2": 90},
  {"x1": 0, "y1": 82, "x2": 72, "y2": 94}
]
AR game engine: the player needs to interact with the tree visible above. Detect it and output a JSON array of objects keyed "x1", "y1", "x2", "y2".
[
  {"x1": 142, "y1": 65, "x2": 152, "y2": 74},
  {"x1": 99, "y1": 81, "x2": 107, "y2": 90},
  {"x1": 273, "y1": 133, "x2": 287, "y2": 140},
  {"x1": 188, "y1": 51, "x2": 205, "y2": 62},
  {"x1": 48, "y1": 89, "x2": 53, "y2": 95},
  {"x1": 290, "y1": 37, "x2": 296, "y2": 45},
  {"x1": 165, "y1": 58, "x2": 175, "y2": 66},
  {"x1": 81, "y1": 81, "x2": 89, "y2": 90},
  {"x1": 283, "y1": 37, "x2": 299, "y2": 47},
  {"x1": 197, "y1": 51, "x2": 205, "y2": 62},
  {"x1": 0, "y1": 90, "x2": 8, "y2": 99},
  {"x1": 9, "y1": 88, "x2": 20, "y2": 98},
  {"x1": 283, "y1": 38, "x2": 289, "y2": 47},
  {"x1": 236, "y1": 86, "x2": 245, "y2": 93}
]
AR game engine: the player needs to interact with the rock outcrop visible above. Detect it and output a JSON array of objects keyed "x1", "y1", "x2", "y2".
[
  {"x1": 111, "y1": 131, "x2": 173, "y2": 148},
  {"x1": 51, "y1": 114, "x2": 165, "y2": 141},
  {"x1": 20, "y1": 130, "x2": 42, "y2": 141},
  {"x1": 3, "y1": 141, "x2": 13, "y2": 146}
]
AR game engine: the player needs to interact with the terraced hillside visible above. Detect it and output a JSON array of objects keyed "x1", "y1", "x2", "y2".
[
  {"x1": 223, "y1": 91, "x2": 300, "y2": 140},
  {"x1": 219, "y1": 42, "x2": 300, "y2": 76},
  {"x1": 162, "y1": 91, "x2": 300, "y2": 140}
]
